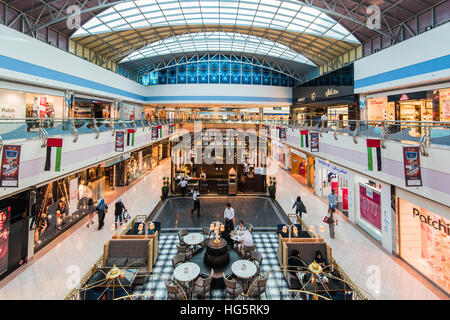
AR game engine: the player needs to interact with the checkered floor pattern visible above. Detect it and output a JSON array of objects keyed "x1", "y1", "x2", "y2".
[{"x1": 133, "y1": 232, "x2": 290, "y2": 300}]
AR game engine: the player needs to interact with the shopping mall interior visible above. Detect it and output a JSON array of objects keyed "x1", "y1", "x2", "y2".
[{"x1": 0, "y1": 0, "x2": 449, "y2": 307}]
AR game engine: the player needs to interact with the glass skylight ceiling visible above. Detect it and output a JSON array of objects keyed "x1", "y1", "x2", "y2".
[
  {"x1": 120, "y1": 32, "x2": 315, "y2": 65},
  {"x1": 73, "y1": 0, "x2": 360, "y2": 44}
]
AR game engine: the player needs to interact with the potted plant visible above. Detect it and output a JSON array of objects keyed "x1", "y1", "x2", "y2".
[
  {"x1": 268, "y1": 176, "x2": 276, "y2": 199},
  {"x1": 161, "y1": 177, "x2": 170, "y2": 199}
]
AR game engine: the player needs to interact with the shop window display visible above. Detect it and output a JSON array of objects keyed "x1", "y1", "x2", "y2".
[{"x1": 397, "y1": 198, "x2": 449, "y2": 294}]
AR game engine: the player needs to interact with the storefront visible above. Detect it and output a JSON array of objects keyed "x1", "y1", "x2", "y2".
[
  {"x1": 290, "y1": 147, "x2": 315, "y2": 190},
  {"x1": 0, "y1": 190, "x2": 29, "y2": 281},
  {"x1": 396, "y1": 188, "x2": 449, "y2": 294},
  {"x1": 315, "y1": 158, "x2": 352, "y2": 217},
  {"x1": 121, "y1": 103, "x2": 145, "y2": 120},
  {"x1": 32, "y1": 171, "x2": 93, "y2": 253},
  {"x1": 0, "y1": 88, "x2": 65, "y2": 132},
  {"x1": 72, "y1": 96, "x2": 113, "y2": 119},
  {"x1": 271, "y1": 140, "x2": 290, "y2": 170},
  {"x1": 366, "y1": 88, "x2": 450, "y2": 134}
]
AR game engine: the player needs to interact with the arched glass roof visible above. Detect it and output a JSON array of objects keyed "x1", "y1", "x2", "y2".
[
  {"x1": 73, "y1": 0, "x2": 359, "y2": 44},
  {"x1": 121, "y1": 31, "x2": 315, "y2": 65}
]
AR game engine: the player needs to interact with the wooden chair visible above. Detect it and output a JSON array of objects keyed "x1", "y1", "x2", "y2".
[
  {"x1": 193, "y1": 269, "x2": 214, "y2": 299},
  {"x1": 164, "y1": 279, "x2": 186, "y2": 300},
  {"x1": 242, "y1": 244, "x2": 256, "y2": 259},
  {"x1": 223, "y1": 274, "x2": 244, "y2": 300},
  {"x1": 247, "y1": 272, "x2": 269, "y2": 299},
  {"x1": 176, "y1": 244, "x2": 194, "y2": 255},
  {"x1": 250, "y1": 251, "x2": 263, "y2": 274},
  {"x1": 177, "y1": 229, "x2": 188, "y2": 245},
  {"x1": 202, "y1": 227, "x2": 211, "y2": 239},
  {"x1": 172, "y1": 252, "x2": 192, "y2": 269}
]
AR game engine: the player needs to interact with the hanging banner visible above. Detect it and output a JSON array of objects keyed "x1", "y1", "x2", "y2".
[
  {"x1": 403, "y1": 146, "x2": 423, "y2": 187},
  {"x1": 279, "y1": 127, "x2": 286, "y2": 141},
  {"x1": 69, "y1": 178, "x2": 79, "y2": 215},
  {"x1": 115, "y1": 131, "x2": 125, "y2": 152},
  {"x1": 152, "y1": 127, "x2": 158, "y2": 140},
  {"x1": 265, "y1": 125, "x2": 270, "y2": 136},
  {"x1": 0, "y1": 206, "x2": 11, "y2": 275},
  {"x1": 0, "y1": 145, "x2": 21, "y2": 187},
  {"x1": 359, "y1": 184, "x2": 381, "y2": 231},
  {"x1": 169, "y1": 124, "x2": 173, "y2": 134},
  {"x1": 342, "y1": 188, "x2": 349, "y2": 211},
  {"x1": 310, "y1": 132, "x2": 319, "y2": 152}
]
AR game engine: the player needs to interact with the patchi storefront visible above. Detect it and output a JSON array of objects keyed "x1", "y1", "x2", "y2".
[{"x1": 397, "y1": 189, "x2": 450, "y2": 294}]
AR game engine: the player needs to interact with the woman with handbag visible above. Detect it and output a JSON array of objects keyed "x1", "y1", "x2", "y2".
[
  {"x1": 96, "y1": 199, "x2": 108, "y2": 230},
  {"x1": 327, "y1": 207, "x2": 336, "y2": 239},
  {"x1": 292, "y1": 196, "x2": 307, "y2": 218}
]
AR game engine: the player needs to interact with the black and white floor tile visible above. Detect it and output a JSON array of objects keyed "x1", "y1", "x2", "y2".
[{"x1": 133, "y1": 232, "x2": 290, "y2": 300}]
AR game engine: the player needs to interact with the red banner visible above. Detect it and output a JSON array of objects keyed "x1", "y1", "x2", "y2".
[
  {"x1": 310, "y1": 132, "x2": 319, "y2": 152},
  {"x1": 115, "y1": 131, "x2": 124, "y2": 152},
  {"x1": 331, "y1": 181, "x2": 339, "y2": 196},
  {"x1": 342, "y1": 188, "x2": 348, "y2": 211},
  {"x1": 403, "y1": 146, "x2": 422, "y2": 187},
  {"x1": 1, "y1": 145, "x2": 21, "y2": 187}
]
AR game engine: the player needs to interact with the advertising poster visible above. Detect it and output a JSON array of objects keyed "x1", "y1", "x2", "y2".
[
  {"x1": 265, "y1": 125, "x2": 270, "y2": 136},
  {"x1": 0, "y1": 206, "x2": 11, "y2": 276},
  {"x1": 69, "y1": 178, "x2": 79, "y2": 215},
  {"x1": 359, "y1": 184, "x2": 381, "y2": 230},
  {"x1": 310, "y1": 132, "x2": 319, "y2": 152},
  {"x1": 331, "y1": 181, "x2": 339, "y2": 196},
  {"x1": 342, "y1": 188, "x2": 349, "y2": 211},
  {"x1": 403, "y1": 146, "x2": 422, "y2": 187},
  {"x1": 115, "y1": 131, "x2": 125, "y2": 152},
  {"x1": 279, "y1": 127, "x2": 286, "y2": 141},
  {"x1": 169, "y1": 124, "x2": 173, "y2": 134},
  {"x1": 152, "y1": 127, "x2": 158, "y2": 140},
  {"x1": 0, "y1": 145, "x2": 21, "y2": 187}
]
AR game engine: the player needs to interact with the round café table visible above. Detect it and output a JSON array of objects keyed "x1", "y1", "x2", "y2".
[
  {"x1": 174, "y1": 262, "x2": 201, "y2": 299},
  {"x1": 230, "y1": 230, "x2": 243, "y2": 242},
  {"x1": 231, "y1": 259, "x2": 257, "y2": 293},
  {"x1": 183, "y1": 233, "x2": 204, "y2": 251}
]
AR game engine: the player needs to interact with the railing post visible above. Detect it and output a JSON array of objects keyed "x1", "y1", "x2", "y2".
[{"x1": 71, "y1": 119, "x2": 78, "y2": 143}]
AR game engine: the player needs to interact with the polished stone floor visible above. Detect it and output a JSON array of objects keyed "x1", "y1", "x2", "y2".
[{"x1": 153, "y1": 196, "x2": 286, "y2": 229}]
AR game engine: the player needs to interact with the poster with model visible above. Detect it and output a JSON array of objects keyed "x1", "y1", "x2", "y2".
[
  {"x1": 169, "y1": 124, "x2": 173, "y2": 134},
  {"x1": 152, "y1": 127, "x2": 158, "y2": 140},
  {"x1": 0, "y1": 206, "x2": 11, "y2": 275},
  {"x1": 69, "y1": 178, "x2": 79, "y2": 215},
  {"x1": 403, "y1": 146, "x2": 422, "y2": 187},
  {"x1": 115, "y1": 131, "x2": 124, "y2": 152},
  {"x1": 279, "y1": 127, "x2": 286, "y2": 141},
  {"x1": 359, "y1": 184, "x2": 381, "y2": 230},
  {"x1": 0, "y1": 145, "x2": 21, "y2": 187},
  {"x1": 310, "y1": 132, "x2": 319, "y2": 152}
]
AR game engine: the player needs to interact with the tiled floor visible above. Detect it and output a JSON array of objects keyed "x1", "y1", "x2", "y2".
[{"x1": 0, "y1": 157, "x2": 444, "y2": 300}]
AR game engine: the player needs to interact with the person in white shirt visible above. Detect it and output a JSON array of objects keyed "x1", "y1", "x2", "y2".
[
  {"x1": 320, "y1": 113, "x2": 328, "y2": 127},
  {"x1": 235, "y1": 220, "x2": 246, "y2": 232},
  {"x1": 237, "y1": 230, "x2": 254, "y2": 256},
  {"x1": 191, "y1": 190, "x2": 201, "y2": 217},
  {"x1": 179, "y1": 178, "x2": 188, "y2": 197},
  {"x1": 223, "y1": 203, "x2": 235, "y2": 243},
  {"x1": 200, "y1": 170, "x2": 206, "y2": 180}
]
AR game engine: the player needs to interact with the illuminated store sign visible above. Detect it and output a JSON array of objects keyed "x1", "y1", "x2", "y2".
[{"x1": 413, "y1": 207, "x2": 449, "y2": 236}]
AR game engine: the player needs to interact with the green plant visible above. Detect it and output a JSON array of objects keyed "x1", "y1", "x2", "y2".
[{"x1": 161, "y1": 177, "x2": 170, "y2": 199}]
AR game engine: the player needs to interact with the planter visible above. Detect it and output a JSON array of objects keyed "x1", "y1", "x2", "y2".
[{"x1": 161, "y1": 186, "x2": 169, "y2": 199}]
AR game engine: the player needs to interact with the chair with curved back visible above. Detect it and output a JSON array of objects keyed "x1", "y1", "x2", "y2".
[
  {"x1": 202, "y1": 227, "x2": 211, "y2": 239},
  {"x1": 223, "y1": 274, "x2": 244, "y2": 300},
  {"x1": 242, "y1": 244, "x2": 256, "y2": 259},
  {"x1": 177, "y1": 229, "x2": 188, "y2": 246},
  {"x1": 193, "y1": 268, "x2": 214, "y2": 299},
  {"x1": 250, "y1": 251, "x2": 263, "y2": 274},
  {"x1": 172, "y1": 252, "x2": 192, "y2": 269},
  {"x1": 164, "y1": 279, "x2": 186, "y2": 300},
  {"x1": 176, "y1": 243, "x2": 194, "y2": 255},
  {"x1": 247, "y1": 272, "x2": 269, "y2": 299}
]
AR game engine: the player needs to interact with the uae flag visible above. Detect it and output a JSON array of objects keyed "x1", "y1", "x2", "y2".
[
  {"x1": 127, "y1": 128, "x2": 135, "y2": 147},
  {"x1": 158, "y1": 125, "x2": 162, "y2": 138},
  {"x1": 44, "y1": 138, "x2": 63, "y2": 171},
  {"x1": 300, "y1": 130, "x2": 309, "y2": 148},
  {"x1": 366, "y1": 139, "x2": 382, "y2": 171}
]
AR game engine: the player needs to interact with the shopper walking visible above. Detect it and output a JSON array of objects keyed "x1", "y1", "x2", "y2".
[
  {"x1": 114, "y1": 198, "x2": 127, "y2": 229},
  {"x1": 328, "y1": 189, "x2": 338, "y2": 211},
  {"x1": 96, "y1": 198, "x2": 108, "y2": 230},
  {"x1": 320, "y1": 113, "x2": 328, "y2": 128},
  {"x1": 327, "y1": 207, "x2": 336, "y2": 239},
  {"x1": 86, "y1": 197, "x2": 96, "y2": 228},
  {"x1": 292, "y1": 196, "x2": 307, "y2": 218},
  {"x1": 191, "y1": 190, "x2": 201, "y2": 217},
  {"x1": 179, "y1": 178, "x2": 188, "y2": 197}
]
